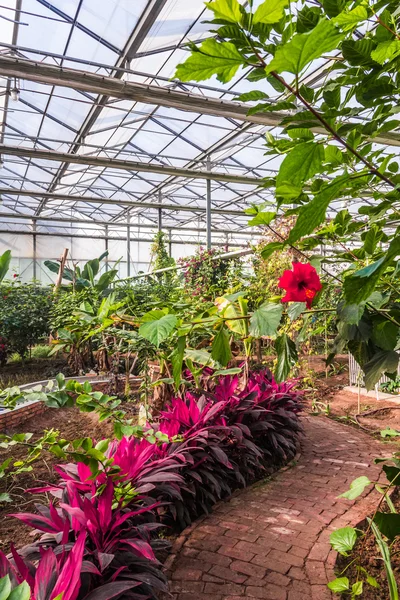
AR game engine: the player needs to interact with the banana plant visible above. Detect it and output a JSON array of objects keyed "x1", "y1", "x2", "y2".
[{"x1": 45, "y1": 251, "x2": 119, "y2": 293}]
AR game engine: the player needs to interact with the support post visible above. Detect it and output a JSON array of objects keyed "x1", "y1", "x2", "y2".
[
  {"x1": 54, "y1": 248, "x2": 68, "y2": 293},
  {"x1": 104, "y1": 224, "x2": 109, "y2": 271},
  {"x1": 127, "y1": 215, "x2": 131, "y2": 277},
  {"x1": 32, "y1": 218, "x2": 37, "y2": 281},
  {"x1": 206, "y1": 156, "x2": 212, "y2": 250},
  {"x1": 168, "y1": 229, "x2": 172, "y2": 257},
  {"x1": 158, "y1": 191, "x2": 162, "y2": 232}
]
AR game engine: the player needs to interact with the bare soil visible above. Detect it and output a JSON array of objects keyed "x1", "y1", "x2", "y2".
[
  {"x1": 0, "y1": 406, "x2": 112, "y2": 552},
  {"x1": 0, "y1": 357, "x2": 71, "y2": 388}
]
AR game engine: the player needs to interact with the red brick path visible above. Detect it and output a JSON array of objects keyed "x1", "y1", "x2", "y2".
[{"x1": 165, "y1": 416, "x2": 392, "y2": 600}]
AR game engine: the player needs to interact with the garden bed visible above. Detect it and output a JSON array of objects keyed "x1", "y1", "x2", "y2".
[
  {"x1": 0, "y1": 405, "x2": 112, "y2": 552},
  {"x1": 336, "y1": 492, "x2": 400, "y2": 600}
]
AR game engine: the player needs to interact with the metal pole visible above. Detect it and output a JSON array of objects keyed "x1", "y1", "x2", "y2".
[
  {"x1": 206, "y1": 156, "x2": 212, "y2": 250},
  {"x1": 105, "y1": 225, "x2": 109, "y2": 271},
  {"x1": 158, "y1": 191, "x2": 162, "y2": 232},
  {"x1": 127, "y1": 215, "x2": 131, "y2": 278},
  {"x1": 32, "y1": 218, "x2": 37, "y2": 281},
  {"x1": 168, "y1": 230, "x2": 172, "y2": 257}
]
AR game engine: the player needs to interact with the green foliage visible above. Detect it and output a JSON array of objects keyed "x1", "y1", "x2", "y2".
[
  {"x1": 179, "y1": 247, "x2": 243, "y2": 301},
  {"x1": 0, "y1": 282, "x2": 52, "y2": 357},
  {"x1": 149, "y1": 231, "x2": 176, "y2": 277},
  {"x1": 0, "y1": 250, "x2": 11, "y2": 283},
  {"x1": 173, "y1": 0, "x2": 400, "y2": 397},
  {"x1": 45, "y1": 251, "x2": 118, "y2": 293},
  {"x1": 329, "y1": 527, "x2": 357, "y2": 556},
  {"x1": 50, "y1": 288, "x2": 100, "y2": 331}
]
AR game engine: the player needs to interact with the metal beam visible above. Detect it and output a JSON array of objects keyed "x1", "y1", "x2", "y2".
[
  {"x1": 44, "y1": 0, "x2": 168, "y2": 199},
  {"x1": 0, "y1": 56, "x2": 399, "y2": 147},
  {"x1": 0, "y1": 228, "x2": 246, "y2": 247},
  {"x1": 0, "y1": 187, "x2": 247, "y2": 216},
  {"x1": 0, "y1": 211, "x2": 253, "y2": 236},
  {"x1": 0, "y1": 145, "x2": 265, "y2": 186},
  {"x1": 206, "y1": 156, "x2": 212, "y2": 250}
]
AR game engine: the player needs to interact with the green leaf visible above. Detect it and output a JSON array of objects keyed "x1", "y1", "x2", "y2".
[
  {"x1": 366, "y1": 575, "x2": 379, "y2": 588},
  {"x1": 253, "y1": 0, "x2": 288, "y2": 24},
  {"x1": 276, "y1": 142, "x2": 325, "y2": 199},
  {"x1": 205, "y1": 0, "x2": 243, "y2": 23},
  {"x1": 0, "y1": 250, "x2": 11, "y2": 283},
  {"x1": 250, "y1": 303, "x2": 283, "y2": 338},
  {"x1": 211, "y1": 326, "x2": 232, "y2": 367},
  {"x1": 322, "y1": 0, "x2": 345, "y2": 17},
  {"x1": 184, "y1": 348, "x2": 219, "y2": 368},
  {"x1": 339, "y1": 476, "x2": 371, "y2": 500},
  {"x1": 0, "y1": 493, "x2": 12, "y2": 503},
  {"x1": 333, "y1": 6, "x2": 368, "y2": 30},
  {"x1": 266, "y1": 19, "x2": 344, "y2": 75},
  {"x1": 371, "y1": 40, "x2": 400, "y2": 65},
  {"x1": 341, "y1": 39, "x2": 378, "y2": 67},
  {"x1": 275, "y1": 334, "x2": 298, "y2": 382},
  {"x1": 330, "y1": 527, "x2": 357, "y2": 556},
  {"x1": 212, "y1": 367, "x2": 242, "y2": 377},
  {"x1": 327, "y1": 577, "x2": 350, "y2": 593},
  {"x1": 370, "y1": 519, "x2": 399, "y2": 599},
  {"x1": 337, "y1": 302, "x2": 365, "y2": 326},
  {"x1": 363, "y1": 351, "x2": 399, "y2": 391},
  {"x1": 323, "y1": 87, "x2": 341, "y2": 109},
  {"x1": 381, "y1": 428, "x2": 400, "y2": 438},
  {"x1": 374, "y1": 512, "x2": 400, "y2": 541},
  {"x1": 344, "y1": 237, "x2": 400, "y2": 304},
  {"x1": 287, "y1": 302, "x2": 306, "y2": 321},
  {"x1": 237, "y1": 90, "x2": 269, "y2": 102},
  {"x1": 248, "y1": 211, "x2": 276, "y2": 226},
  {"x1": 8, "y1": 582, "x2": 31, "y2": 600},
  {"x1": 171, "y1": 335, "x2": 186, "y2": 390},
  {"x1": 260, "y1": 241, "x2": 284, "y2": 259},
  {"x1": 175, "y1": 38, "x2": 244, "y2": 84},
  {"x1": 296, "y1": 6, "x2": 321, "y2": 33},
  {"x1": 363, "y1": 225, "x2": 383, "y2": 255},
  {"x1": 288, "y1": 176, "x2": 349, "y2": 243},
  {"x1": 371, "y1": 318, "x2": 398, "y2": 351},
  {"x1": 139, "y1": 314, "x2": 177, "y2": 347},
  {"x1": 352, "y1": 581, "x2": 363, "y2": 596},
  {"x1": 0, "y1": 576, "x2": 11, "y2": 599}
]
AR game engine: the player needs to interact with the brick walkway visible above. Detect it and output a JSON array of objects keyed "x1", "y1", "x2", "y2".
[{"x1": 165, "y1": 416, "x2": 393, "y2": 600}]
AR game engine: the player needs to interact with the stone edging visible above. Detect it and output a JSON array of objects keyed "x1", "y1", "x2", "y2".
[{"x1": 163, "y1": 445, "x2": 302, "y2": 575}]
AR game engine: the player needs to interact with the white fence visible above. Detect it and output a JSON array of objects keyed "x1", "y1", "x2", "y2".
[{"x1": 348, "y1": 353, "x2": 400, "y2": 389}]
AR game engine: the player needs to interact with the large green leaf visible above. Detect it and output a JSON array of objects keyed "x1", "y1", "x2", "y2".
[
  {"x1": 370, "y1": 40, "x2": 400, "y2": 65},
  {"x1": 276, "y1": 142, "x2": 325, "y2": 199},
  {"x1": 0, "y1": 250, "x2": 11, "y2": 283},
  {"x1": 288, "y1": 176, "x2": 349, "y2": 243},
  {"x1": 248, "y1": 211, "x2": 276, "y2": 226},
  {"x1": 206, "y1": 0, "x2": 243, "y2": 23},
  {"x1": 344, "y1": 237, "x2": 400, "y2": 305},
  {"x1": 329, "y1": 527, "x2": 357, "y2": 556},
  {"x1": 275, "y1": 334, "x2": 298, "y2": 382},
  {"x1": 374, "y1": 512, "x2": 400, "y2": 541},
  {"x1": 0, "y1": 576, "x2": 11, "y2": 599},
  {"x1": 175, "y1": 38, "x2": 244, "y2": 83},
  {"x1": 363, "y1": 350, "x2": 399, "y2": 391},
  {"x1": 266, "y1": 19, "x2": 344, "y2": 75},
  {"x1": 249, "y1": 303, "x2": 283, "y2": 338},
  {"x1": 371, "y1": 318, "x2": 398, "y2": 351},
  {"x1": 44, "y1": 260, "x2": 74, "y2": 281},
  {"x1": 184, "y1": 348, "x2": 219, "y2": 368},
  {"x1": 253, "y1": 0, "x2": 288, "y2": 24},
  {"x1": 211, "y1": 326, "x2": 232, "y2": 367},
  {"x1": 8, "y1": 581, "x2": 31, "y2": 600},
  {"x1": 363, "y1": 225, "x2": 383, "y2": 255},
  {"x1": 322, "y1": 0, "x2": 345, "y2": 17},
  {"x1": 341, "y1": 39, "x2": 378, "y2": 67},
  {"x1": 139, "y1": 313, "x2": 177, "y2": 347},
  {"x1": 333, "y1": 6, "x2": 368, "y2": 30},
  {"x1": 339, "y1": 475, "x2": 371, "y2": 500},
  {"x1": 327, "y1": 578, "x2": 350, "y2": 593},
  {"x1": 287, "y1": 302, "x2": 306, "y2": 321}
]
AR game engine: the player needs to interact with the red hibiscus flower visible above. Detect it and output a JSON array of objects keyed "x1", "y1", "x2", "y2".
[{"x1": 278, "y1": 262, "x2": 322, "y2": 309}]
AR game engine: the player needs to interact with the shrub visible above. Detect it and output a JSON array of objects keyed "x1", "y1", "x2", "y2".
[
  {"x1": 49, "y1": 288, "x2": 100, "y2": 332},
  {"x1": 7, "y1": 369, "x2": 302, "y2": 597},
  {"x1": 0, "y1": 283, "x2": 52, "y2": 357}
]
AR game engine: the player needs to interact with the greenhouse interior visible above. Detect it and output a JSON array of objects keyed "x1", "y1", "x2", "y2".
[{"x1": 0, "y1": 0, "x2": 399, "y2": 598}]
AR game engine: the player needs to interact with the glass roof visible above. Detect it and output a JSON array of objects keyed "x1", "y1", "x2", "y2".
[{"x1": 0, "y1": 0, "x2": 398, "y2": 249}]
